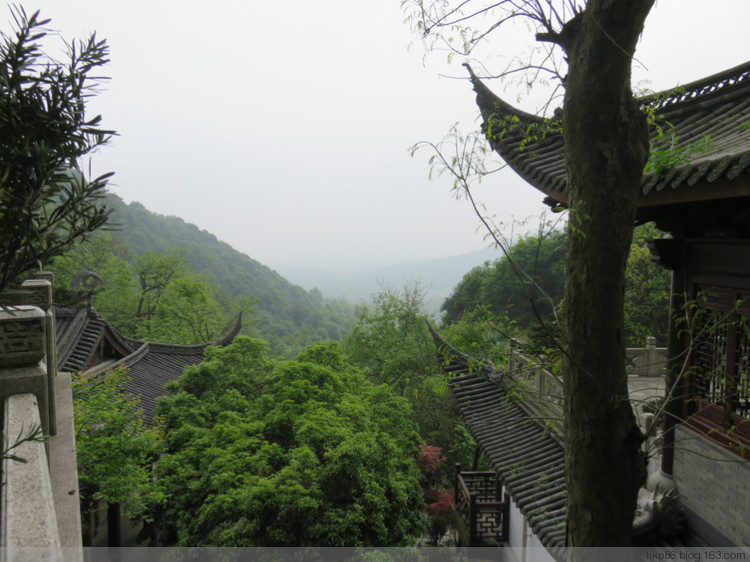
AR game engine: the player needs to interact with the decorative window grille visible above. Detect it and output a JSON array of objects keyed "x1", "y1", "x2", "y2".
[{"x1": 687, "y1": 286, "x2": 750, "y2": 456}]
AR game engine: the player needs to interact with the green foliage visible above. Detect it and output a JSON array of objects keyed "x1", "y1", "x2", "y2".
[
  {"x1": 645, "y1": 131, "x2": 715, "y2": 174},
  {"x1": 152, "y1": 337, "x2": 423, "y2": 546},
  {"x1": 147, "y1": 274, "x2": 229, "y2": 344},
  {"x1": 642, "y1": 91, "x2": 715, "y2": 175},
  {"x1": 134, "y1": 249, "x2": 188, "y2": 324},
  {"x1": 101, "y1": 193, "x2": 355, "y2": 356},
  {"x1": 345, "y1": 285, "x2": 434, "y2": 389},
  {"x1": 50, "y1": 232, "x2": 137, "y2": 323},
  {"x1": 72, "y1": 367, "x2": 164, "y2": 520},
  {"x1": 485, "y1": 112, "x2": 563, "y2": 151},
  {"x1": 1, "y1": 424, "x2": 45, "y2": 464},
  {"x1": 624, "y1": 223, "x2": 671, "y2": 346},
  {"x1": 0, "y1": 8, "x2": 114, "y2": 295},
  {"x1": 442, "y1": 230, "x2": 567, "y2": 330},
  {"x1": 443, "y1": 224, "x2": 671, "y2": 347},
  {"x1": 50, "y1": 239, "x2": 250, "y2": 346},
  {"x1": 344, "y1": 284, "x2": 477, "y2": 488},
  {"x1": 440, "y1": 305, "x2": 516, "y2": 364}
]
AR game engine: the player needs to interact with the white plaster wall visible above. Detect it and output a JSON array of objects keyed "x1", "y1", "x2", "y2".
[
  {"x1": 508, "y1": 496, "x2": 526, "y2": 561},
  {"x1": 506, "y1": 496, "x2": 557, "y2": 562}
]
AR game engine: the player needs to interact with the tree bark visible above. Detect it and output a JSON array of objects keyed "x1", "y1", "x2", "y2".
[{"x1": 560, "y1": 0, "x2": 655, "y2": 546}]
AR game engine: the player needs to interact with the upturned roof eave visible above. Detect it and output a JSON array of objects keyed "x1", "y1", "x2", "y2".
[
  {"x1": 468, "y1": 60, "x2": 750, "y2": 209},
  {"x1": 465, "y1": 63, "x2": 547, "y2": 126}
]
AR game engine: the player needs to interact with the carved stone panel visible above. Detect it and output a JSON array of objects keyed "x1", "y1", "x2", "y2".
[{"x1": 0, "y1": 306, "x2": 46, "y2": 368}]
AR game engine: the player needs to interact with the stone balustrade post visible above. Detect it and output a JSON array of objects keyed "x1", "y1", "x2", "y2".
[
  {"x1": 0, "y1": 305, "x2": 50, "y2": 435},
  {"x1": 21, "y1": 278, "x2": 56, "y2": 435},
  {"x1": 645, "y1": 336, "x2": 658, "y2": 377},
  {"x1": 2, "y1": 393, "x2": 62, "y2": 560}
]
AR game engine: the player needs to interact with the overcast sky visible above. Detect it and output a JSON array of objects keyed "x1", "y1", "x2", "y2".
[{"x1": 14, "y1": 1, "x2": 750, "y2": 274}]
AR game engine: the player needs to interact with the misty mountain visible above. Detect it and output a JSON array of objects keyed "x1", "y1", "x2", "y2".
[
  {"x1": 104, "y1": 193, "x2": 356, "y2": 348},
  {"x1": 280, "y1": 247, "x2": 501, "y2": 315},
  {"x1": 104, "y1": 192, "x2": 498, "y2": 334}
]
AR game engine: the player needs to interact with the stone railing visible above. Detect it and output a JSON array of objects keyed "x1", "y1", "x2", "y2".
[
  {"x1": 506, "y1": 337, "x2": 666, "y2": 442},
  {"x1": 507, "y1": 342, "x2": 565, "y2": 441},
  {"x1": 1, "y1": 275, "x2": 82, "y2": 560},
  {"x1": 625, "y1": 337, "x2": 667, "y2": 377}
]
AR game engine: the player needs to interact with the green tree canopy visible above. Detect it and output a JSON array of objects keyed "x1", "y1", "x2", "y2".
[
  {"x1": 442, "y1": 230, "x2": 567, "y2": 330},
  {"x1": 624, "y1": 223, "x2": 670, "y2": 346},
  {"x1": 152, "y1": 337, "x2": 424, "y2": 546},
  {"x1": 442, "y1": 224, "x2": 670, "y2": 347},
  {"x1": 344, "y1": 285, "x2": 477, "y2": 487},
  {"x1": 72, "y1": 368, "x2": 164, "y2": 522}
]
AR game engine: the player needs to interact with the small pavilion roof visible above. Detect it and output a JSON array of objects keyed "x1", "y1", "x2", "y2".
[
  {"x1": 468, "y1": 61, "x2": 750, "y2": 211},
  {"x1": 84, "y1": 341, "x2": 207, "y2": 425},
  {"x1": 55, "y1": 307, "x2": 136, "y2": 372},
  {"x1": 56, "y1": 306, "x2": 241, "y2": 424}
]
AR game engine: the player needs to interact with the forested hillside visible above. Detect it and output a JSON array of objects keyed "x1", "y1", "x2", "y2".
[
  {"x1": 440, "y1": 224, "x2": 671, "y2": 359},
  {"x1": 51, "y1": 193, "x2": 355, "y2": 356}
]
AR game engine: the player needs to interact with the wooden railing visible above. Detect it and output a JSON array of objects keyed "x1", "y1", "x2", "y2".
[{"x1": 454, "y1": 464, "x2": 508, "y2": 546}]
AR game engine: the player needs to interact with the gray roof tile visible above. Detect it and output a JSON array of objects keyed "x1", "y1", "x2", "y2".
[{"x1": 467, "y1": 61, "x2": 750, "y2": 207}]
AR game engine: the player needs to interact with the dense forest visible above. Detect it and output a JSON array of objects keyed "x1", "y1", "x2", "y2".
[
  {"x1": 440, "y1": 223, "x2": 670, "y2": 360},
  {"x1": 51, "y1": 192, "x2": 356, "y2": 357}
]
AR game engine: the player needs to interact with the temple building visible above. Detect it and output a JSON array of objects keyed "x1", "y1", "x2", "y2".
[
  {"x1": 55, "y1": 302, "x2": 241, "y2": 425},
  {"x1": 438, "y1": 60, "x2": 750, "y2": 553}
]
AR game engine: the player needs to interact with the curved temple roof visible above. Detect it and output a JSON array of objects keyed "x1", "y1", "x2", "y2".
[
  {"x1": 428, "y1": 325, "x2": 568, "y2": 552},
  {"x1": 467, "y1": 61, "x2": 750, "y2": 210},
  {"x1": 56, "y1": 307, "x2": 241, "y2": 423}
]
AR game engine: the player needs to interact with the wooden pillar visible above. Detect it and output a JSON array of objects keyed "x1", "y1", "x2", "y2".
[
  {"x1": 649, "y1": 238, "x2": 685, "y2": 477},
  {"x1": 454, "y1": 463, "x2": 461, "y2": 505},
  {"x1": 502, "y1": 491, "x2": 510, "y2": 541}
]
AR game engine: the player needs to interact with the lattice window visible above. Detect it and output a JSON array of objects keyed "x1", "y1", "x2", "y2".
[
  {"x1": 454, "y1": 468, "x2": 507, "y2": 545},
  {"x1": 692, "y1": 306, "x2": 729, "y2": 406},
  {"x1": 688, "y1": 286, "x2": 750, "y2": 450},
  {"x1": 462, "y1": 472, "x2": 501, "y2": 501},
  {"x1": 733, "y1": 315, "x2": 750, "y2": 418}
]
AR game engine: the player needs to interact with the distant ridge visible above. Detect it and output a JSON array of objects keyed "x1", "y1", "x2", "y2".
[
  {"x1": 105, "y1": 193, "x2": 355, "y2": 348},
  {"x1": 280, "y1": 247, "x2": 500, "y2": 314}
]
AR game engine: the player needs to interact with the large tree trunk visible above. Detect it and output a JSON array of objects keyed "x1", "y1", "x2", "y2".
[{"x1": 560, "y1": 0, "x2": 654, "y2": 546}]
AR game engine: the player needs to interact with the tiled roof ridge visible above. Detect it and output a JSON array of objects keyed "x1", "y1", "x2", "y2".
[
  {"x1": 92, "y1": 309, "x2": 138, "y2": 353},
  {"x1": 83, "y1": 342, "x2": 149, "y2": 377},
  {"x1": 113, "y1": 312, "x2": 242, "y2": 354},
  {"x1": 60, "y1": 310, "x2": 106, "y2": 372},
  {"x1": 463, "y1": 63, "x2": 546, "y2": 126},
  {"x1": 466, "y1": 60, "x2": 750, "y2": 215},
  {"x1": 146, "y1": 341, "x2": 212, "y2": 354},
  {"x1": 428, "y1": 321, "x2": 564, "y2": 440},
  {"x1": 642, "y1": 60, "x2": 750, "y2": 112},
  {"x1": 427, "y1": 321, "x2": 510, "y2": 388},
  {"x1": 55, "y1": 307, "x2": 89, "y2": 370},
  {"x1": 427, "y1": 322, "x2": 568, "y2": 551},
  {"x1": 465, "y1": 60, "x2": 750, "y2": 118},
  {"x1": 212, "y1": 311, "x2": 243, "y2": 347}
]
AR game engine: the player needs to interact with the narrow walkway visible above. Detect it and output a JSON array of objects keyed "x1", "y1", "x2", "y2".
[
  {"x1": 628, "y1": 375, "x2": 665, "y2": 427},
  {"x1": 628, "y1": 375, "x2": 666, "y2": 473}
]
